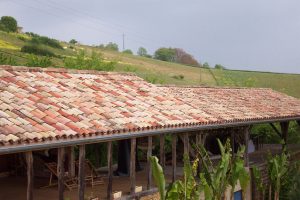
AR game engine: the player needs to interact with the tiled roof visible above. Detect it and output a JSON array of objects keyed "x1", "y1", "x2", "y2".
[{"x1": 0, "y1": 65, "x2": 300, "y2": 147}]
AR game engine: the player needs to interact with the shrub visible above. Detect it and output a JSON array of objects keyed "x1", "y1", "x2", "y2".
[
  {"x1": 21, "y1": 44, "x2": 55, "y2": 57},
  {"x1": 0, "y1": 16, "x2": 18, "y2": 32},
  {"x1": 172, "y1": 74, "x2": 184, "y2": 80},
  {"x1": 25, "y1": 55, "x2": 52, "y2": 67},
  {"x1": 122, "y1": 49, "x2": 133, "y2": 55},
  {"x1": 25, "y1": 32, "x2": 63, "y2": 49},
  {"x1": 0, "y1": 53, "x2": 17, "y2": 65}
]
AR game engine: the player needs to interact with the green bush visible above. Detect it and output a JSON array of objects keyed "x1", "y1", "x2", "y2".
[
  {"x1": 0, "y1": 16, "x2": 17, "y2": 32},
  {"x1": 25, "y1": 55, "x2": 52, "y2": 67},
  {"x1": 21, "y1": 44, "x2": 55, "y2": 57},
  {"x1": 64, "y1": 50, "x2": 116, "y2": 71},
  {"x1": 172, "y1": 74, "x2": 184, "y2": 80},
  {"x1": 0, "y1": 53, "x2": 17, "y2": 65},
  {"x1": 122, "y1": 49, "x2": 133, "y2": 55}
]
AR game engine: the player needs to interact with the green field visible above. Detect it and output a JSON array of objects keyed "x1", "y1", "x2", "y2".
[{"x1": 1, "y1": 31, "x2": 300, "y2": 98}]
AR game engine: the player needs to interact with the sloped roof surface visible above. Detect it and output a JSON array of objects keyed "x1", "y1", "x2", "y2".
[{"x1": 0, "y1": 65, "x2": 300, "y2": 146}]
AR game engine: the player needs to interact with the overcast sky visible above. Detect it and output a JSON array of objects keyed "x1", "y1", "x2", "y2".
[{"x1": 1, "y1": 0, "x2": 300, "y2": 73}]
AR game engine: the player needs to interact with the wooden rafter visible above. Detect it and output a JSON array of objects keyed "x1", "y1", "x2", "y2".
[{"x1": 269, "y1": 123, "x2": 282, "y2": 137}]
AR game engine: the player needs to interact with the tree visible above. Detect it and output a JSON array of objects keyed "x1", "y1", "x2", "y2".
[
  {"x1": 122, "y1": 49, "x2": 133, "y2": 55},
  {"x1": 154, "y1": 47, "x2": 176, "y2": 62},
  {"x1": 174, "y1": 48, "x2": 200, "y2": 66},
  {"x1": 69, "y1": 39, "x2": 78, "y2": 45},
  {"x1": 0, "y1": 16, "x2": 18, "y2": 32},
  {"x1": 215, "y1": 64, "x2": 225, "y2": 70},
  {"x1": 105, "y1": 42, "x2": 119, "y2": 51},
  {"x1": 137, "y1": 47, "x2": 148, "y2": 57},
  {"x1": 203, "y1": 62, "x2": 210, "y2": 68}
]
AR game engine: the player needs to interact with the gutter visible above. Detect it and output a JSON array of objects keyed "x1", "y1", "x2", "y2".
[{"x1": 0, "y1": 117, "x2": 299, "y2": 155}]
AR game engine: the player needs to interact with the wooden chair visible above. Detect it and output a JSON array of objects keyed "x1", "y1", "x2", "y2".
[
  {"x1": 76, "y1": 159, "x2": 104, "y2": 186},
  {"x1": 43, "y1": 162, "x2": 78, "y2": 190}
]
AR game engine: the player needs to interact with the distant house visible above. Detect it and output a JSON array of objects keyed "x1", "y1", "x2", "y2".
[{"x1": 16, "y1": 26, "x2": 23, "y2": 33}]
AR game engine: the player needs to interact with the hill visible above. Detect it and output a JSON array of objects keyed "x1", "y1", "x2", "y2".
[{"x1": 0, "y1": 31, "x2": 300, "y2": 98}]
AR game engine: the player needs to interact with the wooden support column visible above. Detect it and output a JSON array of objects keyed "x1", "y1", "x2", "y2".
[
  {"x1": 231, "y1": 130, "x2": 235, "y2": 157},
  {"x1": 57, "y1": 148, "x2": 65, "y2": 200},
  {"x1": 159, "y1": 134, "x2": 165, "y2": 169},
  {"x1": 67, "y1": 146, "x2": 75, "y2": 178},
  {"x1": 243, "y1": 127, "x2": 250, "y2": 167},
  {"x1": 130, "y1": 138, "x2": 136, "y2": 195},
  {"x1": 107, "y1": 141, "x2": 113, "y2": 200},
  {"x1": 78, "y1": 145, "x2": 86, "y2": 200},
  {"x1": 147, "y1": 136, "x2": 152, "y2": 189},
  {"x1": 183, "y1": 133, "x2": 189, "y2": 157},
  {"x1": 280, "y1": 121, "x2": 289, "y2": 151},
  {"x1": 172, "y1": 134, "x2": 177, "y2": 182},
  {"x1": 25, "y1": 151, "x2": 33, "y2": 200},
  {"x1": 196, "y1": 132, "x2": 202, "y2": 173}
]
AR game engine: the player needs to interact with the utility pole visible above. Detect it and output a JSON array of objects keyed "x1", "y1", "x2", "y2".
[{"x1": 122, "y1": 33, "x2": 125, "y2": 51}]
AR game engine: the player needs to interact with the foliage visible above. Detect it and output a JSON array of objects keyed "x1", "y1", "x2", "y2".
[
  {"x1": 123, "y1": 65, "x2": 137, "y2": 72},
  {"x1": 252, "y1": 166, "x2": 265, "y2": 197},
  {"x1": 154, "y1": 47, "x2": 176, "y2": 62},
  {"x1": 0, "y1": 53, "x2": 17, "y2": 65},
  {"x1": 137, "y1": 47, "x2": 148, "y2": 57},
  {"x1": 144, "y1": 74, "x2": 165, "y2": 84},
  {"x1": 203, "y1": 62, "x2": 210, "y2": 68},
  {"x1": 64, "y1": 50, "x2": 116, "y2": 71},
  {"x1": 21, "y1": 44, "x2": 55, "y2": 57},
  {"x1": 174, "y1": 48, "x2": 199, "y2": 66},
  {"x1": 25, "y1": 55, "x2": 52, "y2": 67},
  {"x1": 196, "y1": 139, "x2": 250, "y2": 200},
  {"x1": 172, "y1": 74, "x2": 185, "y2": 80},
  {"x1": 29, "y1": 35, "x2": 63, "y2": 49},
  {"x1": 69, "y1": 39, "x2": 78, "y2": 45},
  {"x1": 122, "y1": 49, "x2": 133, "y2": 55},
  {"x1": 104, "y1": 42, "x2": 119, "y2": 51},
  {"x1": 0, "y1": 16, "x2": 18, "y2": 32},
  {"x1": 214, "y1": 64, "x2": 225, "y2": 70},
  {"x1": 267, "y1": 153, "x2": 289, "y2": 200},
  {"x1": 150, "y1": 139, "x2": 250, "y2": 200}
]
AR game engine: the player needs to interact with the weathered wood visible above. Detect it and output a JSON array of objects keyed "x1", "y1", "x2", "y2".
[
  {"x1": 243, "y1": 128, "x2": 250, "y2": 167},
  {"x1": 269, "y1": 123, "x2": 281, "y2": 137},
  {"x1": 147, "y1": 136, "x2": 152, "y2": 189},
  {"x1": 231, "y1": 131, "x2": 235, "y2": 156},
  {"x1": 78, "y1": 145, "x2": 86, "y2": 200},
  {"x1": 130, "y1": 138, "x2": 136, "y2": 195},
  {"x1": 183, "y1": 133, "x2": 189, "y2": 157},
  {"x1": 25, "y1": 151, "x2": 33, "y2": 200},
  {"x1": 172, "y1": 134, "x2": 177, "y2": 182},
  {"x1": 57, "y1": 148, "x2": 65, "y2": 200},
  {"x1": 280, "y1": 121, "x2": 289, "y2": 151},
  {"x1": 67, "y1": 146, "x2": 75, "y2": 178},
  {"x1": 107, "y1": 141, "x2": 113, "y2": 200},
  {"x1": 159, "y1": 134, "x2": 165, "y2": 169}
]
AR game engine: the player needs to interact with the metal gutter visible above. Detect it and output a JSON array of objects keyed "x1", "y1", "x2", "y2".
[{"x1": 0, "y1": 117, "x2": 299, "y2": 155}]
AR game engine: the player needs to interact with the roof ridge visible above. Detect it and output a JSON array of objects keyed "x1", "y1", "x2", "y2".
[
  {"x1": 0, "y1": 65, "x2": 138, "y2": 77},
  {"x1": 157, "y1": 84, "x2": 272, "y2": 90}
]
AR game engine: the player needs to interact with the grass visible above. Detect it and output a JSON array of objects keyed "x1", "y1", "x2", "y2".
[{"x1": 0, "y1": 30, "x2": 300, "y2": 98}]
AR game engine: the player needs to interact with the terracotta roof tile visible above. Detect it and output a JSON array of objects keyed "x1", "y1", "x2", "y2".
[{"x1": 0, "y1": 65, "x2": 300, "y2": 146}]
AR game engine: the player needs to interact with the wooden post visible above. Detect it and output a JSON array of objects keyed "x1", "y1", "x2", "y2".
[
  {"x1": 130, "y1": 138, "x2": 136, "y2": 195},
  {"x1": 147, "y1": 136, "x2": 152, "y2": 189},
  {"x1": 78, "y1": 145, "x2": 86, "y2": 200},
  {"x1": 107, "y1": 141, "x2": 113, "y2": 200},
  {"x1": 57, "y1": 148, "x2": 65, "y2": 200},
  {"x1": 25, "y1": 151, "x2": 33, "y2": 200},
  {"x1": 243, "y1": 128, "x2": 249, "y2": 167},
  {"x1": 159, "y1": 134, "x2": 165, "y2": 169},
  {"x1": 67, "y1": 146, "x2": 75, "y2": 178},
  {"x1": 280, "y1": 121, "x2": 289, "y2": 151},
  {"x1": 183, "y1": 133, "x2": 189, "y2": 157},
  {"x1": 196, "y1": 132, "x2": 202, "y2": 173},
  {"x1": 172, "y1": 134, "x2": 177, "y2": 182},
  {"x1": 231, "y1": 130, "x2": 235, "y2": 157}
]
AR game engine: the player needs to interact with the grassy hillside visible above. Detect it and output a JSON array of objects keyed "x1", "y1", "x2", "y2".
[{"x1": 1, "y1": 31, "x2": 300, "y2": 98}]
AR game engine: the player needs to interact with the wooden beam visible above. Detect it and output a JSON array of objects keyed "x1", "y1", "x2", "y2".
[
  {"x1": 183, "y1": 133, "x2": 189, "y2": 157},
  {"x1": 243, "y1": 128, "x2": 249, "y2": 167},
  {"x1": 25, "y1": 151, "x2": 33, "y2": 200},
  {"x1": 280, "y1": 121, "x2": 289, "y2": 151},
  {"x1": 130, "y1": 138, "x2": 136, "y2": 195},
  {"x1": 67, "y1": 146, "x2": 75, "y2": 178},
  {"x1": 78, "y1": 145, "x2": 86, "y2": 200},
  {"x1": 57, "y1": 148, "x2": 65, "y2": 200},
  {"x1": 269, "y1": 123, "x2": 281, "y2": 137},
  {"x1": 159, "y1": 134, "x2": 165, "y2": 169},
  {"x1": 147, "y1": 136, "x2": 152, "y2": 189},
  {"x1": 107, "y1": 141, "x2": 113, "y2": 200},
  {"x1": 172, "y1": 134, "x2": 177, "y2": 182}
]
